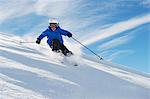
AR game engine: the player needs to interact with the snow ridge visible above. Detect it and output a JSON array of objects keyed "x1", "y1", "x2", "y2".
[{"x1": 0, "y1": 33, "x2": 149, "y2": 99}]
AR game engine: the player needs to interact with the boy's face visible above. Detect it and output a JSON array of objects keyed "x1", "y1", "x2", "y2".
[{"x1": 50, "y1": 23, "x2": 57, "y2": 31}]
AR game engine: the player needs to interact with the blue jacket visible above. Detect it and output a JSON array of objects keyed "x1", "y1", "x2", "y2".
[{"x1": 38, "y1": 26, "x2": 71, "y2": 45}]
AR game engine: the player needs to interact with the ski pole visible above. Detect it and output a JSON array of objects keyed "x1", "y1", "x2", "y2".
[
  {"x1": 71, "y1": 37, "x2": 103, "y2": 60},
  {"x1": 20, "y1": 41, "x2": 45, "y2": 46},
  {"x1": 20, "y1": 41, "x2": 35, "y2": 44}
]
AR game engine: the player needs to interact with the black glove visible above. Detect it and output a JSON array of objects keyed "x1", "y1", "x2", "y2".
[
  {"x1": 36, "y1": 38, "x2": 41, "y2": 44},
  {"x1": 67, "y1": 33, "x2": 72, "y2": 38}
]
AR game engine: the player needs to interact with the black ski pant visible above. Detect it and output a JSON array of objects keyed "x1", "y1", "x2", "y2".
[{"x1": 49, "y1": 39, "x2": 70, "y2": 56}]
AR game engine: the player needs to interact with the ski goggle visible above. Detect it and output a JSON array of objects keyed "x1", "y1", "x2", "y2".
[{"x1": 49, "y1": 23, "x2": 58, "y2": 27}]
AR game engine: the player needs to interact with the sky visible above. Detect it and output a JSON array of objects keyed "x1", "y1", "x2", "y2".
[{"x1": 0, "y1": 0, "x2": 149, "y2": 73}]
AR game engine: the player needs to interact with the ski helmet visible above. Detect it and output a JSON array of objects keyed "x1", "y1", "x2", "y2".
[{"x1": 49, "y1": 18, "x2": 59, "y2": 26}]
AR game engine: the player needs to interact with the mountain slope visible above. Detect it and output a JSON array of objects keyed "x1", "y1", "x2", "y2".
[{"x1": 0, "y1": 33, "x2": 149, "y2": 99}]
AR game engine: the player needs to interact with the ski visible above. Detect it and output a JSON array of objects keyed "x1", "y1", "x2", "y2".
[
  {"x1": 74, "y1": 64, "x2": 78, "y2": 66},
  {"x1": 60, "y1": 61, "x2": 78, "y2": 66}
]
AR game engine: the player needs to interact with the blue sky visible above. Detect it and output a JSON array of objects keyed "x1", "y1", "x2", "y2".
[{"x1": 0, "y1": 0, "x2": 149, "y2": 73}]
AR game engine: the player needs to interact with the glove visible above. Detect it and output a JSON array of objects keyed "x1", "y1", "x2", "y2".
[
  {"x1": 36, "y1": 38, "x2": 41, "y2": 44},
  {"x1": 67, "y1": 33, "x2": 72, "y2": 38}
]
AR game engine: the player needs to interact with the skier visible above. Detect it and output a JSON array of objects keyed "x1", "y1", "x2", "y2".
[{"x1": 36, "y1": 18, "x2": 73, "y2": 56}]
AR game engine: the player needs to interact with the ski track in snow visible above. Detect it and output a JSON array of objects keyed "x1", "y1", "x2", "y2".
[{"x1": 0, "y1": 33, "x2": 149, "y2": 99}]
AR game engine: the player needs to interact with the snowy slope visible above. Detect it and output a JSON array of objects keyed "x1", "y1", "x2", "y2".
[{"x1": 0, "y1": 33, "x2": 149, "y2": 99}]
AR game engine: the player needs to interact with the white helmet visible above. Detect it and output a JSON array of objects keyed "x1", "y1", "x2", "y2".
[{"x1": 49, "y1": 18, "x2": 59, "y2": 26}]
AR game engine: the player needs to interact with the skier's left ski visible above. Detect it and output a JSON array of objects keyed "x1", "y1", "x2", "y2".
[
  {"x1": 74, "y1": 64, "x2": 78, "y2": 66},
  {"x1": 60, "y1": 61, "x2": 78, "y2": 66}
]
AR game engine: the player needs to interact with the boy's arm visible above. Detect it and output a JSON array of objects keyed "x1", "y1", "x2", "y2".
[
  {"x1": 36, "y1": 29, "x2": 48, "y2": 44},
  {"x1": 59, "y1": 28, "x2": 72, "y2": 37},
  {"x1": 37, "y1": 29, "x2": 48, "y2": 40}
]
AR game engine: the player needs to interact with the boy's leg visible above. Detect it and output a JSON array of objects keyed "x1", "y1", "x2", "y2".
[
  {"x1": 60, "y1": 44, "x2": 73, "y2": 56},
  {"x1": 49, "y1": 39, "x2": 72, "y2": 56},
  {"x1": 50, "y1": 39, "x2": 60, "y2": 52}
]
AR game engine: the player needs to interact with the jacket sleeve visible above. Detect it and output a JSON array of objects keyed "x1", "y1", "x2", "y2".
[
  {"x1": 59, "y1": 28, "x2": 71, "y2": 36},
  {"x1": 37, "y1": 29, "x2": 48, "y2": 40}
]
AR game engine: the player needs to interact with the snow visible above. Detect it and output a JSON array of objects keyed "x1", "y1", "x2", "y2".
[{"x1": 0, "y1": 33, "x2": 149, "y2": 99}]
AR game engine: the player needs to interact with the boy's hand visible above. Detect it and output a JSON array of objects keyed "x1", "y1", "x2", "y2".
[
  {"x1": 67, "y1": 33, "x2": 72, "y2": 38},
  {"x1": 36, "y1": 38, "x2": 41, "y2": 44}
]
